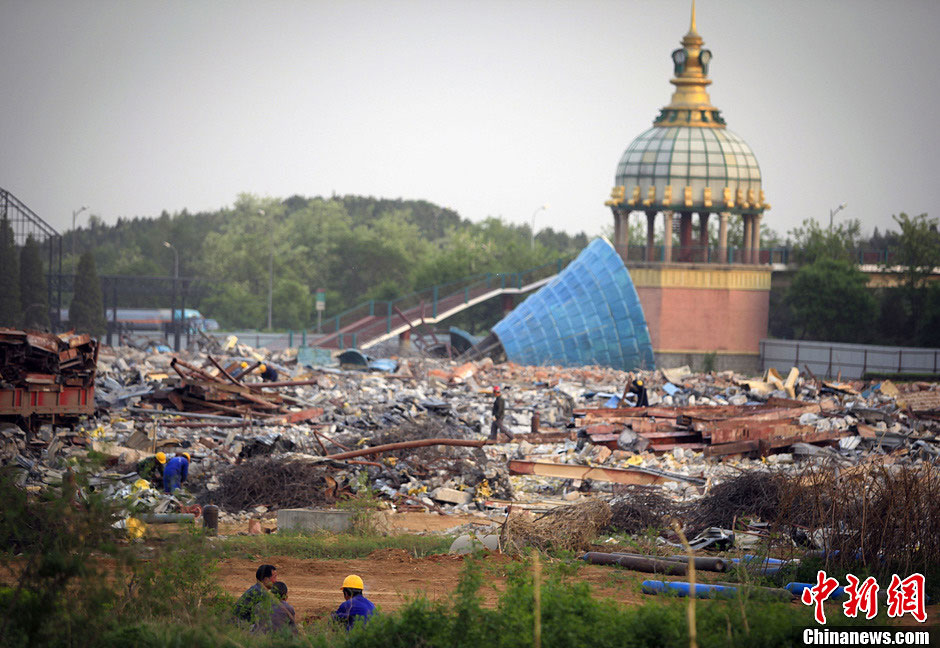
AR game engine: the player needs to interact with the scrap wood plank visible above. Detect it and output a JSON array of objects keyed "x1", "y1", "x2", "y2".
[
  {"x1": 507, "y1": 459, "x2": 704, "y2": 485},
  {"x1": 897, "y1": 391, "x2": 940, "y2": 412},
  {"x1": 281, "y1": 407, "x2": 324, "y2": 424}
]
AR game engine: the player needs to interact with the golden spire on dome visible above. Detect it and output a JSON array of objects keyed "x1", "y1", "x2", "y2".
[{"x1": 653, "y1": 1, "x2": 725, "y2": 129}]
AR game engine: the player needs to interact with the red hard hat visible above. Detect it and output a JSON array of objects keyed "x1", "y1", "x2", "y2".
[{"x1": 493, "y1": 385, "x2": 500, "y2": 392}]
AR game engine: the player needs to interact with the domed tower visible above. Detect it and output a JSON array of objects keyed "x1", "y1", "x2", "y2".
[{"x1": 606, "y1": 1, "x2": 769, "y2": 264}]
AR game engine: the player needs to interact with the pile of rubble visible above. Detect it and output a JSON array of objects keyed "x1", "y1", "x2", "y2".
[
  {"x1": 1, "y1": 331, "x2": 939, "y2": 536},
  {"x1": 0, "y1": 328, "x2": 97, "y2": 388}
]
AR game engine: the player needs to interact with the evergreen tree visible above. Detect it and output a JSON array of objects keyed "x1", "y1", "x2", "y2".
[
  {"x1": 0, "y1": 214, "x2": 21, "y2": 327},
  {"x1": 69, "y1": 252, "x2": 106, "y2": 337},
  {"x1": 19, "y1": 235, "x2": 50, "y2": 329},
  {"x1": 786, "y1": 258, "x2": 877, "y2": 343}
]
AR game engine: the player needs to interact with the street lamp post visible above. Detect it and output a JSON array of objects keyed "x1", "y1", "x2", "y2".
[
  {"x1": 163, "y1": 241, "x2": 180, "y2": 351},
  {"x1": 71, "y1": 205, "x2": 88, "y2": 256},
  {"x1": 530, "y1": 204, "x2": 549, "y2": 250},
  {"x1": 829, "y1": 202, "x2": 847, "y2": 231},
  {"x1": 259, "y1": 209, "x2": 273, "y2": 330},
  {"x1": 162, "y1": 241, "x2": 179, "y2": 279}
]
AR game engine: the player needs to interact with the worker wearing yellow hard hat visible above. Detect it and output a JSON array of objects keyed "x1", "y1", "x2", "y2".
[
  {"x1": 331, "y1": 574, "x2": 375, "y2": 630},
  {"x1": 629, "y1": 376, "x2": 649, "y2": 407},
  {"x1": 136, "y1": 452, "x2": 166, "y2": 490},
  {"x1": 163, "y1": 452, "x2": 191, "y2": 493}
]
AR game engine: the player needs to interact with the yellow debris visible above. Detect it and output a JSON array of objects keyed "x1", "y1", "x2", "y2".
[{"x1": 127, "y1": 517, "x2": 146, "y2": 540}]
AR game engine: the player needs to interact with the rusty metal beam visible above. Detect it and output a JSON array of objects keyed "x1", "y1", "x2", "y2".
[
  {"x1": 507, "y1": 459, "x2": 703, "y2": 485},
  {"x1": 326, "y1": 438, "x2": 489, "y2": 460}
]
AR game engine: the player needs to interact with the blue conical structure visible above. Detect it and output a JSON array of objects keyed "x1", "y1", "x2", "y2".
[{"x1": 491, "y1": 238, "x2": 654, "y2": 370}]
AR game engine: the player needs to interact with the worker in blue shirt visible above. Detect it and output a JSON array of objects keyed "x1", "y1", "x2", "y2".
[
  {"x1": 163, "y1": 452, "x2": 190, "y2": 493},
  {"x1": 331, "y1": 575, "x2": 375, "y2": 630}
]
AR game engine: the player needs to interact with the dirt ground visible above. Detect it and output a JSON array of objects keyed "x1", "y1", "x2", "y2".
[
  {"x1": 217, "y1": 550, "x2": 649, "y2": 622},
  {"x1": 206, "y1": 512, "x2": 936, "y2": 626}
]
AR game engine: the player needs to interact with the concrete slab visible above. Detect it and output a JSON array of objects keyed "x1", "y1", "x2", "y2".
[
  {"x1": 277, "y1": 508, "x2": 356, "y2": 534},
  {"x1": 430, "y1": 487, "x2": 473, "y2": 505}
]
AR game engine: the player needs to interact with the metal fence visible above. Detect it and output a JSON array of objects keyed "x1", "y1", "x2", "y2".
[
  {"x1": 205, "y1": 331, "x2": 326, "y2": 352},
  {"x1": 761, "y1": 338, "x2": 940, "y2": 380}
]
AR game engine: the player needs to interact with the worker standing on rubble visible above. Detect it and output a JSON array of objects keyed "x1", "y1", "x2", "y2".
[
  {"x1": 331, "y1": 575, "x2": 375, "y2": 630},
  {"x1": 260, "y1": 363, "x2": 279, "y2": 382},
  {"x1": 489, "y1": 385, "x2": 513, "y2": 440},
  {"x1": 135, "y1": 451, "x2": 166, "y2": 489},
  {"x1": 629, "y1": 377, "x2": 649, "y2": 407},
  {"x1": 162, "y1": 452, "x2": 190, "y2": 493}
]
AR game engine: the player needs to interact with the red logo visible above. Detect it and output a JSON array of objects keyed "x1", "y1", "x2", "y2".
[
  {"x1": 886, "y1": 573, "x2": 926, "y2": 624},
  {"x1": 801, "y1": 570, "x2": 840, "y2": 624}
]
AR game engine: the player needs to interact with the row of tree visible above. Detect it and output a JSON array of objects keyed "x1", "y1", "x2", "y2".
[
  {"x1": 8, "y1": 193, "x2": 940, "y2": 346},
  {"x1": 772, "y1": 213, "x2": 940, "y2": 347},
  {"x1": 0, "y1": 214, "x2": 106, "y2": 334},
  {"x1": 60, "y1": 194, "x2": 589, "y2": 332}
]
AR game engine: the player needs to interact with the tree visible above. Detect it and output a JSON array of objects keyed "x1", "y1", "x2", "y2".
[
  {"x1": 69, "y1": 252, "x2": 106, "y2": 337},
  {"x1": 19, "y1": 236, "x2": 49, "y2": 329},
  {"x1": 0, "y1": 214, "x2": 21, "y2": 327},
  {"x1": 888, "y1": 212, "x2": 940, "y2": 335},
  {"x1": 272, "y1": 279, "x2": 313, "y2": 330},
  {"x1": 788, "y1": 218, "x2": 863, "y2": 264},
  {"x1": 786, "y1": 258, "x2": 877, "y2": 342}
]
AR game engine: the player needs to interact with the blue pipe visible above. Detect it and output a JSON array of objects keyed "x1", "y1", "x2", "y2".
[
  {"x1": 641, "y1": 580, "x2": 738, "y2": 599},
  {"x1": 739, "y1": 554, "x2": 787, "y2": 565},
  {"x1": 786, "y1": 582, "x2": 847, "y2": 600}
]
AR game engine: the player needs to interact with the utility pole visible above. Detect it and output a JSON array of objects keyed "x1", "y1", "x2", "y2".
[
  {"x1": 530, "y1": 204, "x2": 549, "y2": 250},
  {"x1": 164, "y1": 241, "x2": 180, "y2": 351},
  {"x1": 71, "y1": 205, "x2": 88, "y2": 256},
  {"x1": 260, "y1": 209, "x2": 273, "y2": 330},
  {"x1": 829, "y1": 202, "x2": 847, "y2": 231}
]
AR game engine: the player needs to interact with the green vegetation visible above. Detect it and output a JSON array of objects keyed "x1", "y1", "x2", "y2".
[
  {"x1": 786, "y1": 258, "x2": 877, "y2": 342},
  {"x1": 18, "y1": 235, "x2": 49, "y2": 329},
  {"x1": 62, "y1": 194, "x2": 589, "y2": 333},
  {"x1": 336, "y1": 473, "x2": 386, "y2": 535},
  {"x1": 890, "y1": 212, "x2": 940, "y2": 343},
  {"x1": 861, "y1": 371, "x2": 940, "y2": 382},
  {"x1": 218, "y1": 532, "x2": 453, "y2": 560},
  {"x1": 0, "y1": 213, "x2": 21, "y2": 327},
  {"x1": 770, "y1": 211, "x2": 940, "y2": 345},
  {"x1": 2, "y1": 464, "x2": 888, "y2": 648},
  {"x1": 69, "y1": 251, "x2": 107, "y2": 336}
]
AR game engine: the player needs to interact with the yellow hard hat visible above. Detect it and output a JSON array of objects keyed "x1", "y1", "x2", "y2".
[
  {"x1": 183, "y1": 452, "x2": 191, "y2": 461},
  {"x1": 241, "y1": 362, "x2": 248, "y2": 369},
  {"x1": 342, "y1": 574, "x2": 364, "y2": 590},
  {"x1": 155, "y1": 452, "x2": 167, "y2": 464},
  {"x1": 259, "y1": 364, "x2": 267, "y2": 373},
  {"x1": 636, "y1": 379, "x2": 644, "y2": 387}
]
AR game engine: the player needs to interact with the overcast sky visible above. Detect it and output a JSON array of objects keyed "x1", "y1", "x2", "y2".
[{"x1": 1, "y1": 0, "x2": 937, "y2": 241}]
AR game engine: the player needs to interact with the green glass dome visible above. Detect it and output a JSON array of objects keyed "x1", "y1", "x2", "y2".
[
  {"x1": 614, "y1": 125, "x2": 764, "y2": 214},
  {"x1": 606, "y1": 4, "x2": 768, "y2": 216}
]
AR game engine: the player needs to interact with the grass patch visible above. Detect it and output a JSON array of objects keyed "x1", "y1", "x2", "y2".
[
  {"x1": 216, "y1": 531, "x2": 454, "y2": 560},
  {"x1": 861, "y1": 371, "x2": 940, "y2": 382}
]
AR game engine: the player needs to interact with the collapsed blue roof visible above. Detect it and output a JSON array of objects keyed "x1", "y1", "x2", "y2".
[{"x1": 491, "y1": 238, "x2": 654, "y2": 370}]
